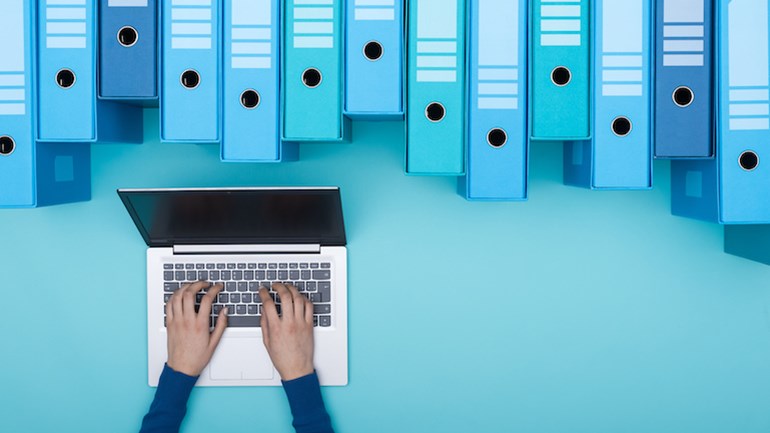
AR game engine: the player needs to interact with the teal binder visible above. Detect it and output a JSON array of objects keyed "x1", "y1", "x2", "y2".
[{"x1": 406, "y1": 0, "x2": 466, "y2": 175}]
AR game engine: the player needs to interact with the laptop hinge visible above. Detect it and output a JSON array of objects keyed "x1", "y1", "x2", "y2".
[{"x1": 173, "y1": 244, "x2": 322, "y2": 255}]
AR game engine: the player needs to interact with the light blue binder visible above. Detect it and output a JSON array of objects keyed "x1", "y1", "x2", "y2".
[
  {"x1": 161, "y1": 0, "x2": 220, "y2": 143},
  {"x1": 99, "y1": 0, "x2": 158, "y2": 103},
  {"x1": 1, "y1": 0, "x2": 90, "y2": 208},
  {"x1": 462, "y1": 0, "x2": 528, "y2": 200},
  {"x1": 564, "y1": 0, "x2": 652, "y2": 190},
  {"x1": 671, "y1": 0, "x2": 770, "y2": 223},
  {"x1": 344, "y1": 0, "x2": 404, "y2": 119},
  {"x1": 37, "y1": 0, "x2": 143, "y2": 143},
  {"x1": 653, "y1": 0, "x2": 714, "y2": 158},
  {"x1": 530, "y1": 0, "x2": 591, "y2": 141},
  {"x1": 222, "y1": 0, "x2": 297, "y2": 162},
  {"x1": 406, "y1": 0, "x2": 466, "y2": 175},
  {"x1": 283, "y1": 0, "x2": 349, "y2": 141}
]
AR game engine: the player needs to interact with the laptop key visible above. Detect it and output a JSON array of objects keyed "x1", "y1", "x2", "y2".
[
  {"x1": 300, "y1": 263, "x2": 309, "y2": 269},
  {"x1": 258, "y1": 263, "x2": 267, "y2": 269},
  {"x1": 313, "y1": 316, "x2": 318, "y2": 327},
  {"x1": 216, "y1": 263, "x2": 225, "y2": 269},
  {"x1": 227, "y1": 263, "x2": 236, "y2": 269},
  {"x1": 312, "y1": 270, "x2": 331, "y2": 280},
  {"x1": 318, "y1": 283, "x2": 331, "y2": 302},
  {"x1": 248, "y1": 305, "x2": 258, "y2": 315},
  {"x1": 268, "y1": 263, "x2": 277, "y2": 269},
  {"x1": 164, "y1": 293, "x2": 172, "y2": 302},
  {"x1": 243, "y1": 293, "x2": 253, "y2": 303},
  {"x1": 310, "y1": 293, "x2": 321, "y2": 303},
  {"x1": 186, "y1": 271, "x2": 197, "y2": 281},
  {"x1": 198, "y1": 271, "x2": 208, "y2": 281},
  {"x1": 267, "y1": 270, "x2": 277, "y2": 280},
  {"x1": 196, "y1": 263, "x2": 204, "y2": 269},
  {"x1": 238, "y1": 282, "x2": 248, "y2": 292},
  {"x1": 256, "y1": 271, "x2": 266, "y2": 279},
  {"x1": 289, "y1": 270, "x2": 300, "y2": 280},
  {"x1": 164, "y1": 264, "x2": 174, "y2": 270},
  {"x1": 164, "y1": 282, "x2": 179, "y2": 292},
  {"x1": 321, "y1": 263, "x2": 331, "y2": 269},
  {"x1": 306, "y1": 281, "x2": 317, "y2": 291},
  {"x1": 233, "y1": 270, "x2": 243, "y2": 280},
  {"x1": 206, "y1": 263, "x2": 215, "y2": 269},
  {"x1": 278, "y1": 270, "x2": 288, "y2": 280},
  {"x1": 248, "y1": 263, "x2": 256, "y2": 269},
  {"x1": 225, "y1": 282, "x2": 236, "y2": 292},
  {"x1": 175, "y1": 264, "x2": 184, "y2": 269},
  {"x1": 237, "y1": 263, "x2": 246, "y2": 269},
  {"x1": 213, "y1": 305, "x2": 223, "y2": 315},
  {"x1": 226, "y1": 315, "x2": 261, "y2": 327},
  {"x1": 236, "y1": 305, "x2": 247, "y2": 315},
  {"x1": 164, "y1": 271, "x2": 174, "y2": 281},
  {"x1": 218, "y1": 293, "x2": 228, "y2": 303},
  {"x1": 310, "y1": 263, "x2": 319, "y2": 269},
  {"x1": 248, "y1": 282, "x2": 259, "y2": 292},
  {"x1": 319, "y1": 316, "x2": 331, "y2": 327},
  {"x1": 313, "y1": 304, "x2": 331, "y2": 315},
  {"x1": 185, "y1": 263, "x2": 194, "y2": 270},
  {"x1": 279, "y1": 263, "x2": 287, "y2": 269},
  {"x1": 296, "y1": 281, "x2": 305, "y2": 291},
  {"x1": 244, "y1": 270, "x2": 254, "y2": 280},
  {"x1": 221, "y1": 271, "x2": 231, "y2": 280},
  {"x1": 231, "y1": 293, "x2": 241, "y2": 303},
  {"x1": 210, "y1": 270, "x2": 220, "y2": 280},
  {"x1": 175, "y1": 271, "x2": 186, "y2": 281},
  {"x1": 289, "y1": 263, "x2": 298, "y2": 269},
  {"x1": 300, "y1": 270, "x2": 311, "y2": 280}
]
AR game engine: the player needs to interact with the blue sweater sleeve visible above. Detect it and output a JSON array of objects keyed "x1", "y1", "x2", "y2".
[
  {"x1": 139, "y1": 364, "x2": 198, "y2": 433},
  {"x1": 282, "y1": 372, "x2": 335, "y2": 433}
]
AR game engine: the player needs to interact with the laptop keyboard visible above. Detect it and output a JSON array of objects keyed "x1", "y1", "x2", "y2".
[{"x1": 162, "y1": 261, "x2": 333, "y2": 328}]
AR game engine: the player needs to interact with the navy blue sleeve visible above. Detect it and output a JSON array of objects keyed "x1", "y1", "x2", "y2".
[
  {"x1": 282, "y1": 372, "x2": 335, "y2": 433},
  {"x1": 139, "y1": 364, "x2": 198, "y2": 433}
]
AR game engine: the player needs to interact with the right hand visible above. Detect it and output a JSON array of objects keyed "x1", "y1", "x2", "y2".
[{"x1": 258, "y1": 283, "x2": 315, "y2": 381}]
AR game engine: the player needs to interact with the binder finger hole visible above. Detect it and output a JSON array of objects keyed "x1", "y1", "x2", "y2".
[
  {"x1": 487, "y1": 128, "x2": 507, "y2": 148},
  {"x1": 0, "y1": 136, "x2": 15, "y2": 156},
  {"x1": 302, "y1": 68, "x2": 322, "y2": 88},
  {"x1": 739, "y1": 151, "x2": 759, "y2": 171},
  {"x1": 673, "y1": 86, "x2": 694, "y2": 107},
  {"x1": 425, "y1": 102, "x2": 445, "y2": 122},
  {"x1": 551, "y1": 66, "x2": 571, "y2": 86},
  {"x1": 180, "y1": 69, "x2": 200, "y2": 89},
  {"x1": 56, "y1": 69, "x2": 76, "y2": 89},
  {"x1": 240, "y1": 89, "x2": 260, "y2": 109},
  {"x1": 117, "y1": 26, "x2": 139, "y2": 48},
  {"x1": 363, "y1": 41, "x2": 383, "y2": 61},
  {"x1": 611, "y1": 116, "x2": 632, "y2": 137}
]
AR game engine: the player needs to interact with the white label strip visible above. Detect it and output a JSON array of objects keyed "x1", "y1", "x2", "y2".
[
  {"x1": 728, "y1": 0, "x2": 769, "y2": 88},
  {"x1": 0, "y1": 89, "x2": 25, "y2": 101},
  {"x1": 478, "y1": 97, "x2": 518, "y2": 110},
  {"x1": 729, "y1": 89, "x2": 770, "y2": 101},
  {"x1": 232, "y1": 42, "x2": 270, "y2": 55},
  {"x1": 417, "y1": 41, "x2": 456, "y2": 54},
  {"x1": 663, "y1": 54, "x2": 703, "y2": 66},
  {"x1": 663, "y1": 24, "x2": 703, "y2": 37},
  {"x1": 541, "y1": 34, "x2": 580, "y2": 46},
  {"x1": 416, "y1": 55, "x2": 456, "y2": 68},
  {"x1": 294, "y1": 21, "x2": 334, "y2": 34},
  {"x1": 0, "y1": 74, "x2": 25, "y2": 86},
  {"x1": 232, "y1": 28, "x2": 271, "y2": 40},
  {"x1": 602, "y1": 69, "x2": 643, "y2": 82},
  {"x1": 478, "y1": 83, "x2": 518, "y2": 96},
  {"x1": 294, "y1": 7, "x2": 333, "y2": 19},
  {"x1": 172, "y1": 8, "x2": 212, "y2": 21},
  {"x1": 172, "y1": 23, "x2": 212, "y2": 35},
  {"x1": 295, "y1": 0, "x2": 333, "y2": 4},
  {"x1": 47, "y1": 0, "x2": 86, "y2": 5},
  {"x1": 171, "y1": 37, "x2": 212, "y2": 49},
  {"x1": 729, "y1": 103, "x2": 770, "y2": 116},
  {"x1": 354, "y1": 8, "x2": 395, "y2": 20},
  {"x1": 663, "y1": 0, "x2": 704, "y2": 23},
  {"x1": 478, "y1": 68, "x2": 518, "y2": 81},
  {"x1": 541, "y1": 5, "x2": 580, "y2": 17},
  {"x1": 46, "y1": 36, "x2": 87, "y2": 49},
  {"x1": 233, "y1": 0, "x2": 271, "y2": 26},
  {"x1": 541, "y1": 19, "x2": 581, "y2": 32},
  {"x1": 603, "y1": 55, "x2": 643, "y2": 67},
  {"x1": 232, "y1": 56, "x2": 272, "y2": 69},
  {"x1": 293, "y1": 36, "x2": 333, "y2": 48},
  {"x1": 46, "y1": 22, "x2": 87, "y2": 35},
  {"x1": 664, "y1": 39, "x2": 704, "y2": 52},
  {"x1": 602, "y1": 84, "x2": 643, "y2": 96},
  {"x1": 0, "y1": 103, "x2": 25, "y2": 115},
  {"x1": 478, "y1": 0, "x2": 517, "y2": 67},
  {"x1": 416, "y1": 70, "x2": 456, "y2": 82},
  {"x1": 47, "y1": 7, "x2": 87, "y2": 20},
  {"x1": 603, "y1": 0, "x2": 642, "y2": 53},
  {"x1": 729, "y1": 118, "x2": 770, "y2": 130},
  {"x1": 0, "y1": 0, "x2": 24, "y2": 72},
  {"x1": 109, "y1": 0, "x2": 149, "y2": 6},
  {"x1": 171, "y1": 0, "x2": 211, "y2": 5},
  {"x1": 417, "y1": 0, "x2": 456, "y2": 39},
  {"x1": 355, "y1": 0, "x2": 394, "y2": 5}
]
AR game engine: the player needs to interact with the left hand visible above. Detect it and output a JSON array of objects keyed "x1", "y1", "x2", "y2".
[{"x1": 166, "y1": 281, "x2": 228, "y2": 376}]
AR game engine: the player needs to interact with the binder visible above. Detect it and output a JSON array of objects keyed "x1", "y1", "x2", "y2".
[
  {"x1": 653, "y1": 0, "x2": 714, "y2": 158},
  {"x1": 671, "y1": 0, "x2": 770, "y2": 224},
  {"x1": 283, "y1": 0, "x2": 349, "y2": 141},
  {"x1": 344, "y1": 0, "x2": 404, "y2": 119},
  {"x1": 37, "y1": 0, "x2": 143, "y2": 144},
  {"x1": 406, "y1": 0, "x2": 466, "y2": 175},
  {"x1": 99, "y1": 0, "x2": 159, "y2": 103},
  {"x1": 564, "y1": 0, "x2": 652, "y2": 190},
  {"x1": 462, "y1": 0, "x2": 528, "y2": 200},
  {"x1": 724, "y1": 224, "x2": 770, "y2": 265},
  {"x1": 530, "y1": 0, "x2": 591, "y2": 141},
  {"x1": 1, "y1": 0, "x2": 90, "y2": 208},
  {"x1": 161, "y1": 0, "x2": 221, "y2": 143},
  {"x1": 222, "y1": 0, "x2": 297, "y2": 161}
]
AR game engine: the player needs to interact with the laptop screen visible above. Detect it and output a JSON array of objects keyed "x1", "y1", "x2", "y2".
[{"x1": 118, "y1": 188, "x2": 346, "y2": 247}]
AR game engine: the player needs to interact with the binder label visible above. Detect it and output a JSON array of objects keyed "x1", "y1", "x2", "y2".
[
  {"x1": 354, "y1": 0, "x2": 395, "y2": 21},
  {"x1": 539, "y1": 0, "x2": 583, "y2": 47},
  {"x1": 171, "y1": 0, "x2": 213, "y2": 50},
  {"x1": 477, "y1": 0, "x2": 518, "y2": 110},
  {"x1": 416, "y1": 0, "x2": 458, "y2": 83},
  {"x1": 293, "y1": 0, "x2": 335, "y2": 49},
  {"x1": 45, "y1": 0, "x2": 87, "y2": 49},
  {"x1": 108, "y1": 0, "x2": 149, "y2": 5},
  {"x1": 231, "y1": 0, "x2": 272, "y2": 69},
  {"x1": 601, "y1": 0, "x2": 643, "y2": 97},
  {"x1": 728, "y1": 0, "x2": 770, "y2": 131},
  {"x1": 0, "y1": 0, "x2": 25, "y2": 116},
  {"x1": 662, "y1": 0, "x2": 705, "y2": 66}
]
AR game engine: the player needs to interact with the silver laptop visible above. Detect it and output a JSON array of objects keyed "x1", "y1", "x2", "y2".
[{"x1": 118, "y1": 187, "x2": 348, "y2": 386}]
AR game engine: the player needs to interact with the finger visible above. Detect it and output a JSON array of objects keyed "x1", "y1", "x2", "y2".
[
  {"x1": 287, "y1": 284, "x2": 305, "y2": 319},
  {"x1": 261, "y1": 310, "x2": 270, "y2": 348},
  {"x1": 208, "y1": 307, "x2": 228, "y2": 352},
  {"x1": 259, "y1": 287, "x2": 281, "y2": 324},
  {"x1": 304, "y1": 296, "x2": 313, "y2": 325},
  {"x1": 199, "y1": 282, "x2": 223, "y2": 322},
  {"x1": 171, "y1": 285, "x2": 185, "y2": 321},
  {"x1": 273, "y1": 283, "x2": 294, "y2": 320}
]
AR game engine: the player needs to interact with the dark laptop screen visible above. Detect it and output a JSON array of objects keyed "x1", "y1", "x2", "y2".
[{"x1": 118, "y1": 188, "x2": 346, "y2": 247}]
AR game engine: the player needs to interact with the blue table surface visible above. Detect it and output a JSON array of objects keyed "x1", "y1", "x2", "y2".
[{"x1": 2, "y1": 110, "x2": 770, "y2": 433}]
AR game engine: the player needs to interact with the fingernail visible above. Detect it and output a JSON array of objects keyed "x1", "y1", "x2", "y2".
[{"x1": 222, "y1": 307, "x2": 229, "y2": 315}]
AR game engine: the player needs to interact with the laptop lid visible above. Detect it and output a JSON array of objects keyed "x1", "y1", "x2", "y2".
[{"x1": 118, "y1": 187, "x2": 346, "y2": 247}]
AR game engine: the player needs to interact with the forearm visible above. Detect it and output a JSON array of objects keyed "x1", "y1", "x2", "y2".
[
  {"x1": 139, "y1": 364, "x2": 198, "y2": 433},
  {"x1": 282, "y1": 372, "x2": 334, "y2": 433}
]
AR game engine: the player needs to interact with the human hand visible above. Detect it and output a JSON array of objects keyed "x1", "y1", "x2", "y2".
[
  {"x1": 259, "y1": 284, "x2": 315, "y2": 381},
  {"x1": 166, "y1": 281, "x2": 228, "y2": 376}
]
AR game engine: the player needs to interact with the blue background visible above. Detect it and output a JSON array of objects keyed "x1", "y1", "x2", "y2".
[{"x1": 2, "y1": 111, "x2": 770, "y2": 432}]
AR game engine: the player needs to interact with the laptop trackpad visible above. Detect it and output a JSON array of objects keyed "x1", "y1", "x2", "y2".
[{"x1": 209, "y1": 338, "x2": 275, "y2": 381}]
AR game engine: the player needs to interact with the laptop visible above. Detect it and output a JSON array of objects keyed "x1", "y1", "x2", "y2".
[{"x1": 118, "y1": 187, "x2": 348, "y2": 386}]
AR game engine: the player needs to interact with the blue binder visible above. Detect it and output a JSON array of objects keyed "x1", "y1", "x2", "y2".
[
  {"x1": 462, "y1": 0, "x2": 528, "y2": 200},
  {"x1": 671, "y1": 0, "x2": 770, "y2": 224},
  {"x1": 724, "y1": 225, "x2": 770, "y2": 265},
  {"x1": 530, "y1": 0, "x2": 591, "y2": 141},
  {"x1": 161, "y1": 0, "x2": 220, "y2": 143},
  {"x1": 222, "y1": 0, "x2": 297, "y2": 162},
  {"x1": 0, "y1": 0, "x2": 90, "y2": 208},
  {"x1": 564, "y1": 0, "x2": 652, "y2": 190},
  {"x1": 37, "y1": 0, "x2": 142, "y2": 144},
  {"x1": 654, "y1": 0, "x2": 714, "y2": 158},
  {"x1": 344, "y1": 0, "x2": 404, "y2": 119},
  {"x1": 283, "y1": 0, "x2": 349, "y2": 141},
  {"x1": 406, "y1": 0, "x2": 466, "y2": 175},
  {"x1": 99, "y1": 0, "x2": 158, "y2": 103}
]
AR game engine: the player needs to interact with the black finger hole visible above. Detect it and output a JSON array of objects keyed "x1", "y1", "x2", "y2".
[
  {"x1": 551, "y1": 66, "x2": 571, "y2": 86},
  {"x1": 611, "y1": 116, "x2": 632, "y2": 137},
  {"x1": 56, "y1": 69, "x2": 76, "y2": 89},
  {"x1": 180, "y1": 69, "x2": 200, "y2": 89},
  {"x1": 487, "y1": 128, "x2": 507, "y2": 148},
  {"x1": 240, "y1": 89, "x2": 260, "y2": 109},
  {"x1": 117, "y1": 26, "x2": 138, "y2": 47},
  {"x1": 673, "y1": 86, "x2": 694, "y2": 107},
  {"x1": 425, "y1": 102, "x2": 445, "y2": 122},
  {"x1": 739, "y1": 151, "x2": 759, "y2": 171},
  {"x1": 363, "y1": 41, "x2": 383, "y2": 61},
  {"x1": 302, "y1": 68, "x2": 322, "y2": 88},
  {"x1": 0, "y1": 136, "x2": 15, "y2": 156}
]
